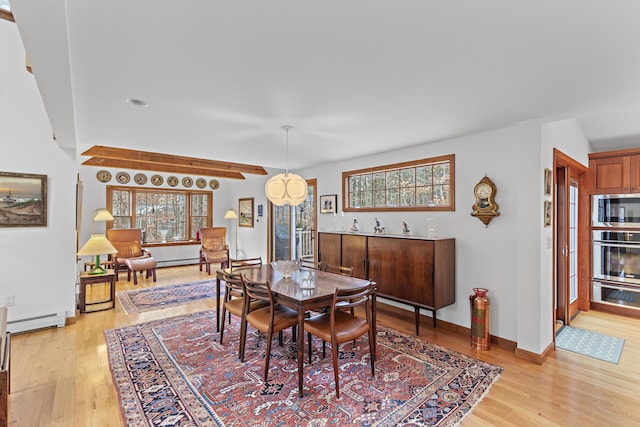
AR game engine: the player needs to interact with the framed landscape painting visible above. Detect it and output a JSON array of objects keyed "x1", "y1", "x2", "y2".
[
  {"x1": 239, "y1": 197, "x2": 254, "y2": 228},
  {"x1": 0, "y1": 171, "x2": 47, "y2": 227}
]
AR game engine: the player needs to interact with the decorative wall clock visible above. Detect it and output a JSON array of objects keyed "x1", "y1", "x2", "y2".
[
  {"x1": 96, "y1": 170, "x2": 111, "y2": 183},
  {"x1": 471, "y1": 175, "x2": 500, "y2": 227}
]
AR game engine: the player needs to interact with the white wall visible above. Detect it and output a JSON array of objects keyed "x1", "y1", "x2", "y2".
[
  {"x1": 2, "y1": 16, "x2": 594, "y2": 354},
  {"x1": 0, "y1": 20, "x2": 77, "y2": 322}
]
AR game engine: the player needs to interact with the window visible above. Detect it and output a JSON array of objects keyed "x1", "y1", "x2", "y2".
[
  {"x1": 107, "y1": 186, "x2": 212, "y2": 244},
  {"x1": 343, "y1": 154, "x2": 455, "y2": 212},
  {"x1": 0, "y1": 0, "x2": 13, "y2": 22}
]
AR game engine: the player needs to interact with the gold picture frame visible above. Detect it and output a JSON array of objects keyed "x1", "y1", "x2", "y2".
[
  {"x1": 239, "y1": 197, "x2": 254, "y2": 228},
  {"x1": 0, "y1": 171, "x2": 47, "y2": 227},
  {"x1": 544, "y1": 200, "x2": 552, "y2": 227},
  {"x1": 544, "y1": 168, "x2": 552, "y2": 196}
]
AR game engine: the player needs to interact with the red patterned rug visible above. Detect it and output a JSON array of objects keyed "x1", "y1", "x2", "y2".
[
  {"x1": 116, "y1": 280, "x2": 219, "y2": 314},
  {"x1": 105, "y1": 310, "x2": 502, "y2": 426}
]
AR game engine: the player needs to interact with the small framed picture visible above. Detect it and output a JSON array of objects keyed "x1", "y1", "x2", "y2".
[
  {"x1": 0, "y1": 171, "x2": 47, "y2": 227},
  {"x1": 238, "y1": 197, "x2": 254, "y2": 228},
  {"x1": 544, "y1": 200, "x2": 552, "y2": 227},
  {"x1": 320, "y1": 194, "x2": 337, "y2": 214},
  {"x1": 544, "y1": 168, "x2": 552, "y2": 196}
]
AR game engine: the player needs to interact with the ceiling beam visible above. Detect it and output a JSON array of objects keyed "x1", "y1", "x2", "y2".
[
  {"x1": 80, "y1": 145, "x2": 269, "y2": 180},
  {"x1": 82, "y1": 157, "x2": 247, "y2": 180}
]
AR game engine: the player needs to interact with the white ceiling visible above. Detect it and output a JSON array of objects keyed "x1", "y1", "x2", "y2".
[{"x1": 10, "y1": 0, "x2": 640, "y2": 171}]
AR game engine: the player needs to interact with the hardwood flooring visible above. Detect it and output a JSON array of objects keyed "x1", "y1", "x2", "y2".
[{"x1": 7, "y1": 265, "x2": 640, "y2": 426}]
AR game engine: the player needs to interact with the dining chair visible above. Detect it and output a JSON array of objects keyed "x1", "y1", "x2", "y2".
[
  {"x1": 322, "y1": 263, "x2": 354, "y2": 277},
  {"x1": 240, "y1": 278, "x2": 299, "y2": 382},
  {"x1": 218, "y1": 271, "x2": 268, "y2": 357},
  {"x1": 304, "y1": 283, "x2": 375, "y2": 399},
  {"x1": 300, "y1": 259, "x2": 322, "y2": 270},
  {"x1": 230, "y1": 256, "x2": 262, "y2": 271},
  {"x1": 322, "y1": 263, "x2": 355, "y2": 315}
]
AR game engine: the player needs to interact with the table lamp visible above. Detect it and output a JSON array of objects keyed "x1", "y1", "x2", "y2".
[
  {"x1": 78, "y1": 234, "x2": 117, "y2": 275},
  {"x1": 224, "y1": 208, "x2": 238, "y2": 258}
]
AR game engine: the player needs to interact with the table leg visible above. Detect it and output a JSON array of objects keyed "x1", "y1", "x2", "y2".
[
  {"x1": 216, "y1": 276, "x2": 221, "y2": 332},
  {"x1": 297, "y1": 309, "x2": 305, "y2": 397},
  {"x1": 372, "y1": 291, "x2": 377, "y2": 359}
]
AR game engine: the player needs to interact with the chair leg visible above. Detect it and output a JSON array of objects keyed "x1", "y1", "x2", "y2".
[
  {"x1": 239, "y1": 319, "x2": 248, "y2": 362},
  {"x1": 219, "y1": 305, "x2": 227, "y2": 344},
  {"x1": 331, "y1": 339, "x2": 340, "y2": 399},
  {"x1": 368, "y1": 328, "x2": 376, "y2": 377},
  {"x1": 238, "y1": 315, "x2": 247, "y2": 360},
  {"x1": 307, "y1": 332, "x2": 312, "y2": 364},
  {"x1": 322, "y1": 340, "x2": 326, "y2": 358},
  {"x1": 264, "y1": 330, "x2": 274, "y2": 382}
]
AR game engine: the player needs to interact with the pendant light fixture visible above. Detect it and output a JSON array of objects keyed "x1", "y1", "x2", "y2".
[{"x1": 265, "y1": 125, "x2": 308, "y2": 206}]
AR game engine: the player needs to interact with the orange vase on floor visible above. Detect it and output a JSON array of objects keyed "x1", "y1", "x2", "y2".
[{"x1": 470, "y1": 288, "x2": 490, "y2": 350}]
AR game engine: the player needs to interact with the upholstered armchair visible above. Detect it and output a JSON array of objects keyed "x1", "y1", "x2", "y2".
[
  {"x1": 106, "y1": 228, "x2": 151, "y2": 280},
  {"x1": 199, "y1": 227, "x2": 229, "y2": 275}
]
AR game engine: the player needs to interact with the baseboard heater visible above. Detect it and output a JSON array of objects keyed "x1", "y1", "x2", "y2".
[{"x1": 7, "y1": 311, "x2": 66, "y2": 334}]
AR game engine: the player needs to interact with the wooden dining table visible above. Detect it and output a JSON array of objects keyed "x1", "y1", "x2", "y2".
[{"x1": 215, "y1": 264, "x2": 376, "y2": 397}]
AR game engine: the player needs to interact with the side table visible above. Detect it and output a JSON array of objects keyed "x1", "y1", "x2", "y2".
[{"x1": 79, "y1": 270, "x2": 116, "y2": 313}]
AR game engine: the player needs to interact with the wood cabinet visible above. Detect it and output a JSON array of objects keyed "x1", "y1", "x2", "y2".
[
  {"x1": 590, "y1": 150, "x2": 640, "y2": 194},
  {"x1": 318, "y1": 232, "x2": 455, "y2": 334}
]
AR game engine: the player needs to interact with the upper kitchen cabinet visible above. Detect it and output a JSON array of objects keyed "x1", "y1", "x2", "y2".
[{"x1": 589, "y1": 149, "x2": 640, "y2": 194}]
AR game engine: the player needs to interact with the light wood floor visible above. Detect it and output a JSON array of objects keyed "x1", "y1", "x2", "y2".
[{"x1": 7, "y1": 265, "x2": 640, "y2": 426}]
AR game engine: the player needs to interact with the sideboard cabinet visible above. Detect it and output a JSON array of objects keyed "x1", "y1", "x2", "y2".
[{"x1": 318, "y1": 232, "x2": 455, "y2": 334}]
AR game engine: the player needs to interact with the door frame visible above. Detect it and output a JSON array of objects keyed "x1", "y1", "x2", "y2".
[{"x1": 553, "y1": 149, "x2": 590, "y2": 330}]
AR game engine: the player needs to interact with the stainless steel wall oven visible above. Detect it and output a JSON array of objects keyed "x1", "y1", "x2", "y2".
[{"x1": 592, "y1": 230, "x2": 640, "y2": 310}]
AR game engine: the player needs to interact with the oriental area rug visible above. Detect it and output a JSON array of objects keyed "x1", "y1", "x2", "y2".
[
  {"x1": 105, "y1": 310, "x2": 503, "y2": 426},
  {"x1": 116, "y1": 280, "x2": 219, "y2": 314},
  {"x1": 556, "y1": 325, "x2": 624, "y2": 364}
]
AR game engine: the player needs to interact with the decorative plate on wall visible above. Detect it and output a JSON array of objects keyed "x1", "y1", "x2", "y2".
[
  {"x1": 209, "y1": 179, "x2": 220, "y2": 190},
  {"x1": 96, "y1": 170, "x2": 112, "y2": 183},
  {"x1": 196, "y1": 178, "x2": 207, "y2": 189},
  {"x1": 167, "y1": 176, "x2": 179, "y2": 187},
  {"x1": 134, "y1": 173, "x2": 147, "y2": 185},
  {"x1": 182, "y1": 176, "x2": 193, "y2": 188},
  {"x1": 151, "y1": 174, "x2": 163, "y2": 186},
  {"x1": 116, "y1": 171, "x2": 131, "y2": 184}
]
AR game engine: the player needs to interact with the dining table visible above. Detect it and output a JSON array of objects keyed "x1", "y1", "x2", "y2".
[{"x1": 215, "y1": 264, "x2": 376, "y2": 397}]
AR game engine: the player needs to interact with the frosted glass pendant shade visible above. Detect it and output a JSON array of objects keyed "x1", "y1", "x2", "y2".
[{"x1": 265, "y1": 172, "x2": 308, "y2": 206}]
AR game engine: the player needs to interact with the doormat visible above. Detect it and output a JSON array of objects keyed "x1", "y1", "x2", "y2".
[
  {"x1": 556, "y1": 326, "x2": 624, "y2": 364},
  {"x1": 116, "y1": 280, "x2": 220, "y2": 314},
  {"x1": 105, "y1": 309, "x2": 503, "y2": 426}
]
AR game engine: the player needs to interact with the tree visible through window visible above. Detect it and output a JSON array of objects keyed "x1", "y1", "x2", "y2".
[
  {"x1": 107, "y1": 186, "x2": 212, "y2": 243},
  {"x1": 343, "y1": 154, "x2": 455, "y2": 212}
]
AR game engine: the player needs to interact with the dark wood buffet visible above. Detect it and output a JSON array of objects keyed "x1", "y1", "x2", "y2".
[{"x1": 318, "y1": 231, "x2": 455, "y2": 334}]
